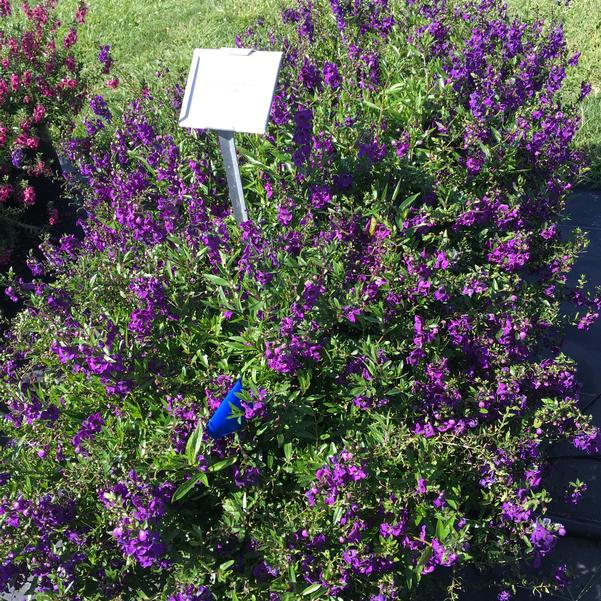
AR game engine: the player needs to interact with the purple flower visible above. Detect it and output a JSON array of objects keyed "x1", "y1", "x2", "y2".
[
  {"x1": 343, "y1": 306, "x2": 361, "y2": 323},
  {"x1": 84, "y1": 118, "x2": 105, "y2": 136},
  {"x1": 323, "y1": 61, "x2": 342, "y2": 90},
  {"x1": 71, "y1": 413, "x2": 105, "y2": 455},
  {"x1": 90, "y1": 95, "x2": 112, "y2": 121},
  {"x1": 167, "y1": 585, "x2": 214, "y2": 601},
  {"x1": 111, "y1": 526, "x2": 166, "y2": 568},
  {"x1": 307, "y1": 450, "x2": 368, "y2": 506},
  {"x1": 252, "y1": 560, "x2": 279, "y2": 580},
  {"x1": 11, "y1": 149, "x2": 24, "y2": 168},
  {"x1": 433, "y1": 492, "x2": 446, "y2": 509},
  {"x1": 292, "y1": 108, "x2": 313, "y2": 167},
  {"x1": 465, "y1": 152, "x2": 485, "y2": 174},
  {"x1": 310, "y1": 185, "x2": 332, "y2": 209},
  {"x1": 501, "y1": 501, "x2": 531, "y2": 523},
  {"x1": 530, "y1": 522, "x2": 557, "y2": 567},
  {"x1": 565, "y1": 481, "x2": 587, "y2": 505},
  {"x1": 487, "y1": 236, "x2": 530, "y2": 271},
  {"x1": 580, "y1": 81, "x2": 592, "y2": 100},
  {"x1": 278, "y1": 205, "x2": 293, "y2": 226},
  {"x1": 577, "y1": 312, "x2": 598, "y2": 331},
  {"x1": 233, "y1": 466, "x2": 261, "y2": 488},
  {"x1": 301, "y1": 58, "x2": 322, "y2": 91},
  {"x1": 462, "y1": 280, "x2": 488, "y2": 297},
  {"x1": 394, "y1": 133, "x2": 410, "y2": 159},
  {"x1": 98, "y1": 44, "x2": 112, "y2": 73},
  {"x1": 573, "y1": 429, "x2": 600, "y2": 453},
  {"x1": 101, "y1": 474, "x2": 174, "y2": 568},
  {"x1": 4, "y1": 287, "x2": 17, "y2": 303},
  {"x1": 281, "y1": 8, "x2": 299, "y2": 23},
  {"x1": 270, "y1": 93, "x2": 290, "y2": 125},
  {"x1": 554, "y1": 564, "x2": 569, "y2": 587},
  {"x1": 358, "y1": 137, "x2": 387, "y2": 162},
  {"x1": 333, "y1": 172, "x2": 353, "y2": 191}
]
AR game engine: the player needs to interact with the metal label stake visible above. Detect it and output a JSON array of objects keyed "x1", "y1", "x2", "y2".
[
  {"x1": 217, "y1": 130, "x2": 247, "y2": 224},
  {"x1": 179, "y1": 48, "x2": 283, "y2": 224}
]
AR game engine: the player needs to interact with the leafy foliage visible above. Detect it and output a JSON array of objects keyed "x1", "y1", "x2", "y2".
[{"x1": 0, "y1": 0, "x2": 599, "y2": 599}]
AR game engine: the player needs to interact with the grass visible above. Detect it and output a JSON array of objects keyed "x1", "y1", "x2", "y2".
[
  {"x1": 57, "y1": 0, "x2": 279, "y2": 110},
  {"x1": 56, "y1": 0, "x2": 601, "y2": 185}
]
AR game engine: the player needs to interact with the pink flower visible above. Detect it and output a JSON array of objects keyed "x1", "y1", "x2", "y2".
[
  {"x1": 32, "y1": 104, "x2": 46, "y2": 123},
  {"x1": 0, "y1": 184, "x2": 13, "y2": 203},
  {"x1": 58, "y1": 78, "x2": 78, "y2": 90},
  {"x1": 9, "y1": 73, "x2": 20, "y2": 91},
  {"x1": 63, "y1": 28, "x2": 77, "y2": 49},
  {"x1": 15, "y1": 133, "x2": 39, "y2": 149},
  {"x1": 65, "y1": 54, "x2": 77, "y2": 72},
  {"x1": 0, "y1": 0, "x2": 12, "y2": 17},
  {"x1": 75, "y1": 2, "x2": 88, "y2": 24},
  {"x1": 22, "y1": 186, "x2": 36, "y2": 206}
]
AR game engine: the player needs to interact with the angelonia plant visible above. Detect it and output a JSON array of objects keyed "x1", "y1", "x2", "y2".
[
  {"x1": 0, "y1": 0, "x2": 88, "y2": 266},
  {"x1": 0, "y1": 0, "x2": 599, "y2": 599}
]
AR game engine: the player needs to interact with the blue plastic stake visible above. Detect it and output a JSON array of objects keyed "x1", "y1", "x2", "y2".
[{"x1": 206, "y1": 378, "x2": 245, "y2": 438}]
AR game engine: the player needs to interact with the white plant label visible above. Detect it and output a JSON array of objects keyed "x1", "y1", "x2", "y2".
[{"x1": 179, "y1": 48, "x2": 283, "y2": 134}]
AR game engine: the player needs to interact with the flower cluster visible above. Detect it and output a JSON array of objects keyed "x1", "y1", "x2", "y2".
[
  {"x1": 305, "y1": 449, "x2": 368, "y2": 506},
  {"x1": 0, "y1": 0, "x2": 90, "y2": 270},
  {"x1": 167, "y1": 585, "x2": 214, "y2": 601},
  {"x1": 71, "y1": 411, "x2": 104, "y2": 455},
  {"x1": 99, "y1": 471, "x2": 175, "y2": 569},
  {"x1": 0, "y1": 493, "x2": 85, "y2": 594}
]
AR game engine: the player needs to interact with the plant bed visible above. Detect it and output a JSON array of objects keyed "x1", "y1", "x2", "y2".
[{"x1": 0, "y1": 0, "x2": 600, "y2": 600}]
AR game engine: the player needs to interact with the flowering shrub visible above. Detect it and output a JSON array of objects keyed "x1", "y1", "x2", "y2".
[
  {"x1": 0, "y1": 0, "x2": 599, "y2": 599},
  {"x1": 0, "y1": 0, "x2": 88, "y2": 268}
]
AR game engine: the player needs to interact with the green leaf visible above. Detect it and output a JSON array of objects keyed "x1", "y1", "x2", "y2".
[
  {"x1": 398, "y1": 192, "x2": 420, "y2": 212},
  {"x1": 435, "y1": 517, "x2": 446, "y2": 540},
  {"x1": 298, "y1": 370, "x2": 312, "y2": 393},
  {"x1": 302, "y1": 583, "x2": 326, "y2": 596},
  {"x1": 362, "y1": 100, "x2": 381, "y2": 112},
  {"x1": 172, "y1": 472, "x2": 209, "y2": 502},
  {"x1": 204, "y1": 274, "x2": 231, "y2": 287},
  {"x1": 333, "y1": 504, "x2": 344, "y2": 525},
  {"x1": 209, "y1": 456, "x2": 238, "y2": 472},
  {"x1": 285, "y1": 563, "x2": 296, "y2": 582},
  {"x1": 391, "y1": 177, "x2": 403, "y2": 202},
  {"x1": 416, "y1": 545, "x2": 432, "y2": 572},
  {"x1": 185, "y1": 421, "x2": 204, "y2": 466}
]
